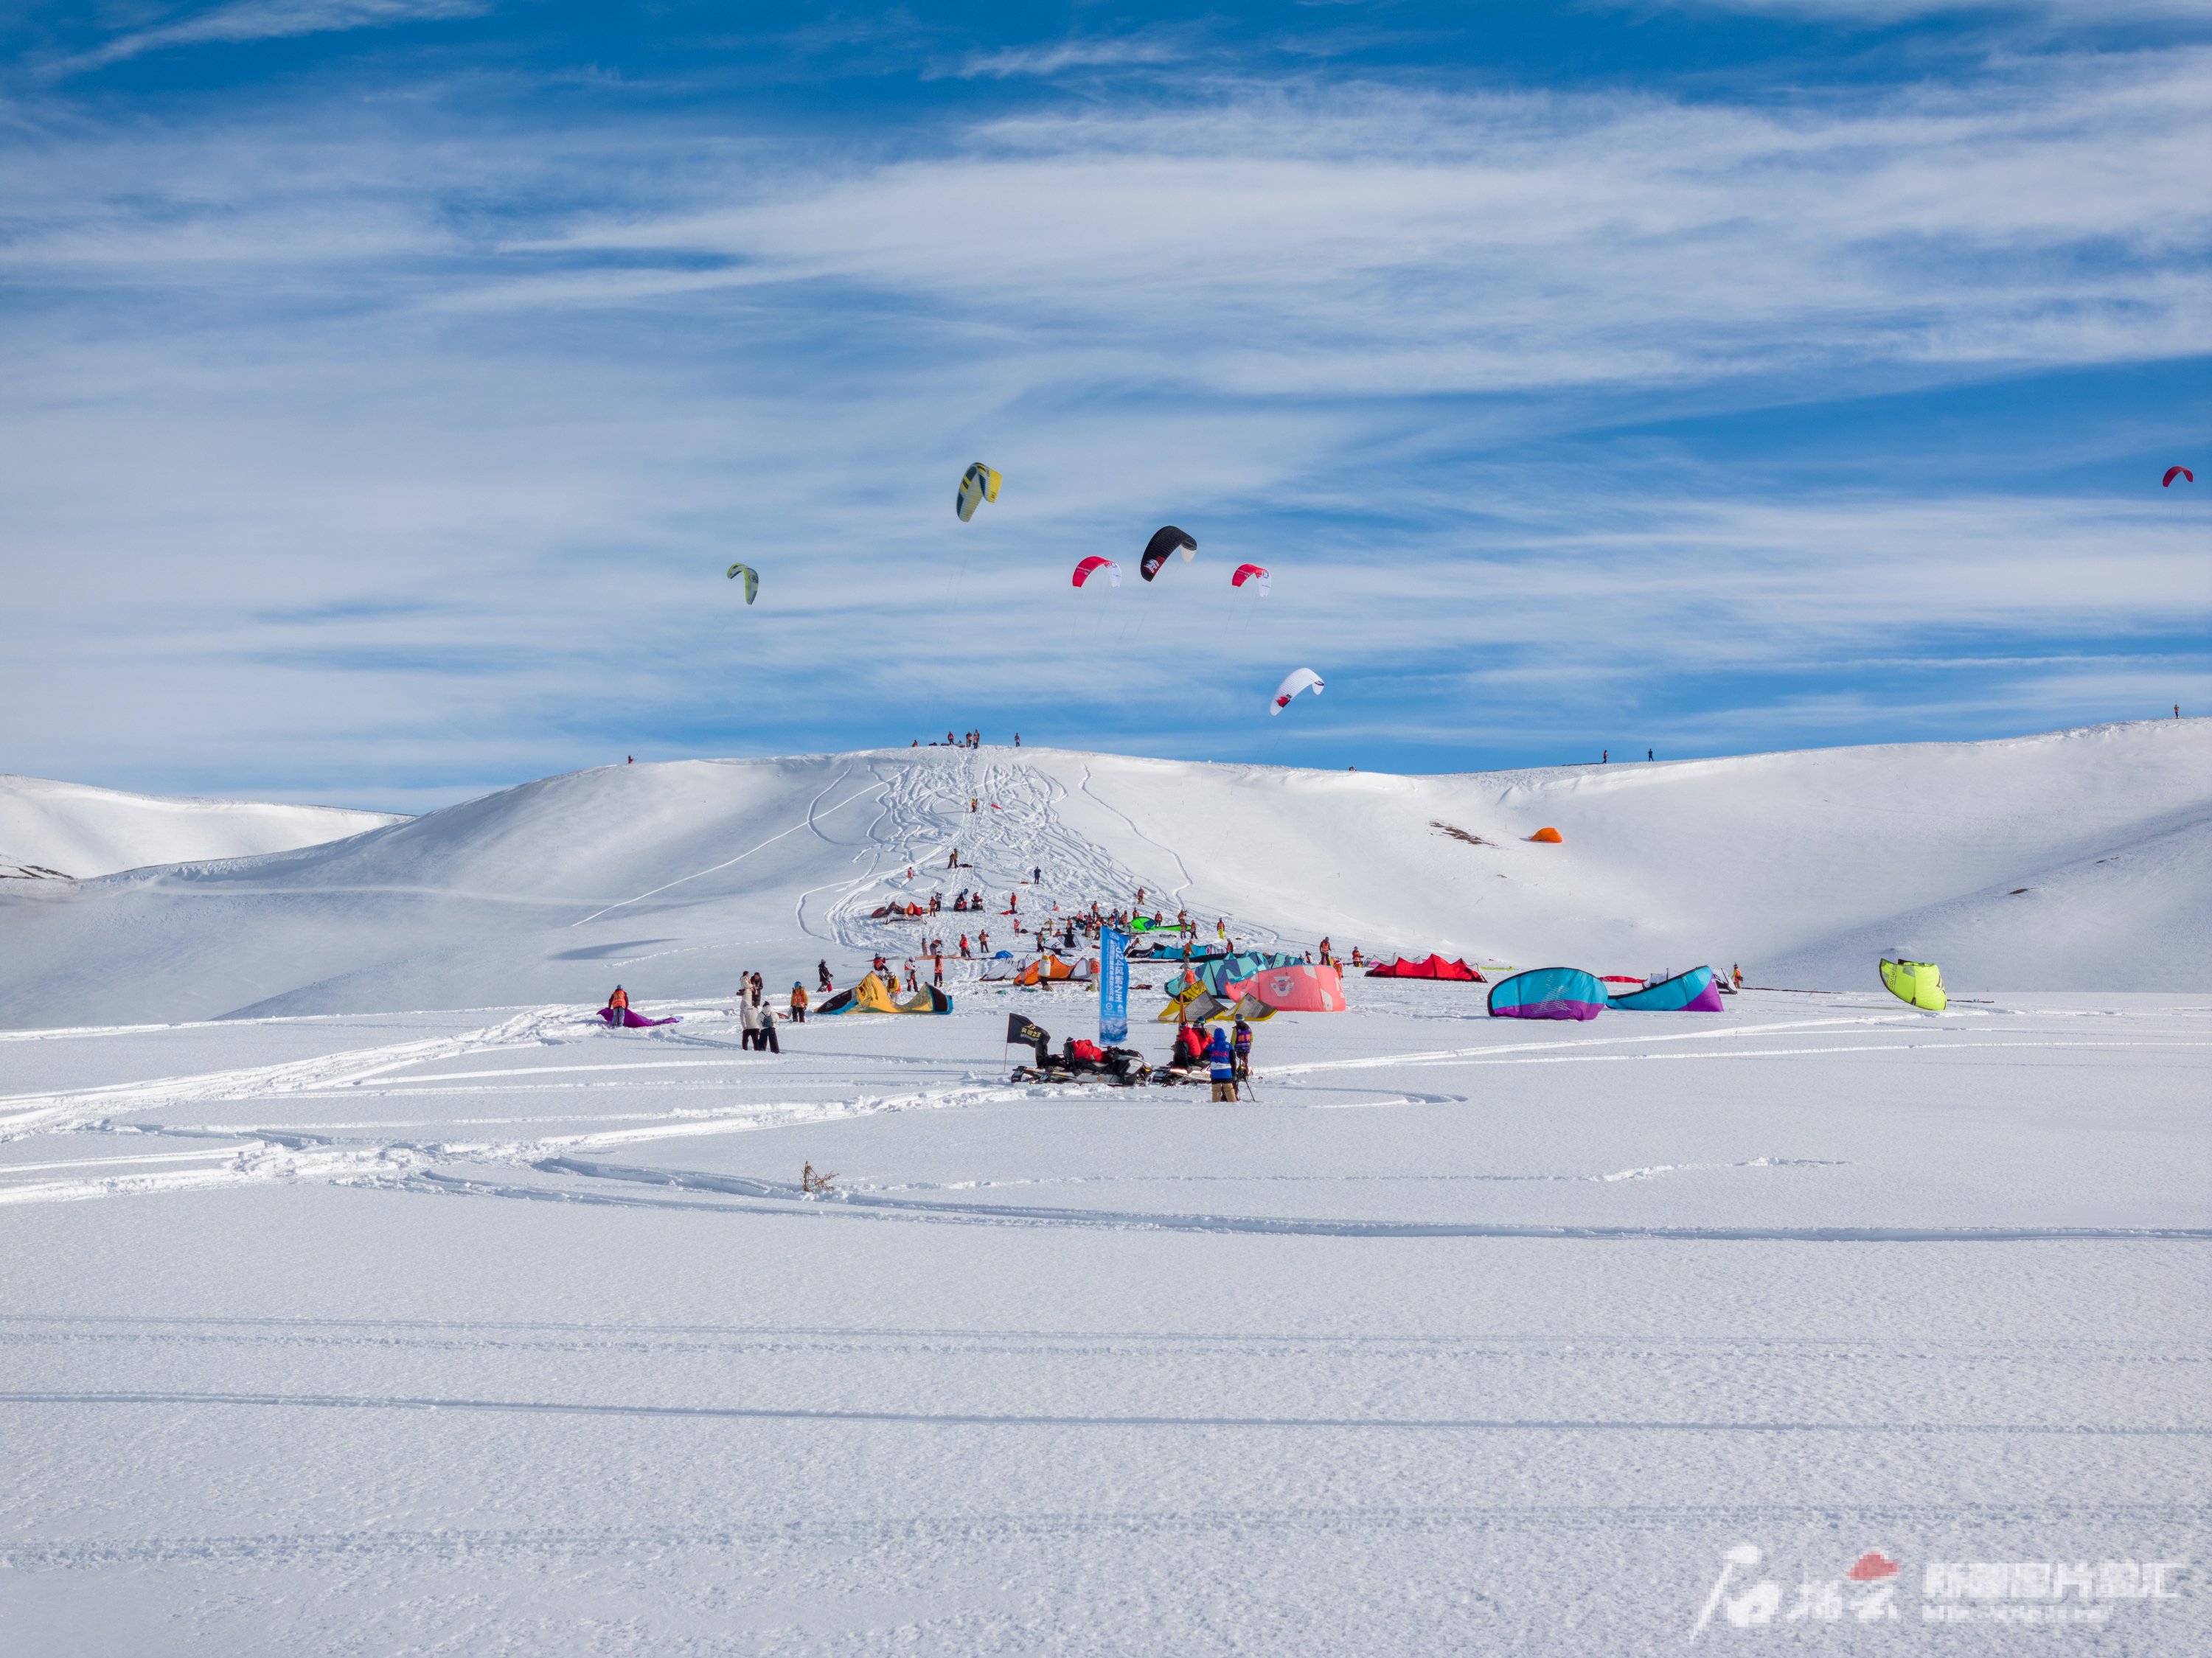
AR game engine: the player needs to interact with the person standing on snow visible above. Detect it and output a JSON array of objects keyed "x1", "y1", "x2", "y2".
[
  {"x1": 605, "y1": 986, "x2": 630, "y2": 1025},
  {"x1": 789, "y1": 982, "x2": 808, "y2": 1023},
  {"x1": 1208, "y1": 1026, "x2": 1238, "y2": 1103},
  {"x1": 959, "y1": 933, "x2": 971, "y2": 959},
  {"x1": 817, "y1": 959, "x2": 833, "y2": 993},
  {"x1": 1732, "y1": 964, "x2": 1744, "y2": 989},
  {"x1": 1232, "y1": 1017, "x2": 1253, "y2": 1085}
]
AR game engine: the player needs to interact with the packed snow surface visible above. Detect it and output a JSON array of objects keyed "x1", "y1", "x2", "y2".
[
  {"x1": 2, "y1": 722, "x2": 2206, "y2": 1651},
  {"x1": 0, "y1": 773, "x2": 405, "y2": 884},
  {"x1": 1, "y1": 987, "x2": 2205, "y2": 1652},
  {"x1": 1, "y1": 720, "x2": 2205, "y2": 1032}
]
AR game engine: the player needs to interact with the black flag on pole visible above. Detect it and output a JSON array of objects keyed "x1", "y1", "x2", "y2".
[{"x1": 1006, "y1": 1014, "x2": 1049, "y2": 1050}]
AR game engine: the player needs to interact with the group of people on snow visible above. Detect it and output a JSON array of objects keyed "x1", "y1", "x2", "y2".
[
  {"x1": 734, "y1": 972, "x2": 780, "y2": 1052},
  {"x1": 912, "y1": 730, "x2": 1023, "y2": 747},
  {"x1": 1169, "y1": 1009, "x2": 1254, "y2": 1101}
]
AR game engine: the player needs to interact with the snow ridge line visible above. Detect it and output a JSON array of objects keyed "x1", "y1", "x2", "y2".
[
  {"x1": 1266, "y1": 1015, "x2": 1929, "y2": 1076},
  {"x1": 521, "y1": 1158, "x2": 2212, "y2": 1241},
  {"x1": 8, "y1": 1312, "x2": 2201, "y2": 1354},
  {"x1": 571, "y1": 771, "x2": 886, "y2": 927},
  {"x1": 4, "y1": 1390, "x2": 2205, "y2": 1435},
  {"x1": 11, "y1": 1497, "x2": 2208, "y2": 1572}
]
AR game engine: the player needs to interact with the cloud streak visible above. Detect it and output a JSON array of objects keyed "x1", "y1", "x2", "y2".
[{"x1": 49, "y1": 0, "x2": 487, "y2": 77}]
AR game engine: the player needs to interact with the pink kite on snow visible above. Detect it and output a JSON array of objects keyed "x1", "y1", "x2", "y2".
[
  {"x1": 599, "y1": 1006, "x2": 681, "y2": 1028},
  {"x1": 1230, "y1": 962, "x2": 1346, "y2": 1012}
]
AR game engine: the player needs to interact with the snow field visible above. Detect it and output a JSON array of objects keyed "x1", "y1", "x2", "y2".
[
  {"x1": 0, "y1": 773, "x2": 406, "y2": 883},
  {"x1": 3, "y1": 720, "x2": 2206, "y2": 1034},
  {"x1": 2, "y1": 723, "x2": 2208, "y2": 1651},
  {"x1": 1, "y1": 985, "x2": 2208, "y2": 1653}
]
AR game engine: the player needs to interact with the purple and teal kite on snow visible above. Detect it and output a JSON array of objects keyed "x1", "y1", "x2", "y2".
[
  {"x1": 1607, "y1": 964, "x2": 1725, "y2": 1011},
  {"x1": 1487, "y1": 966, "x2": 1608, "y2": 1021}
]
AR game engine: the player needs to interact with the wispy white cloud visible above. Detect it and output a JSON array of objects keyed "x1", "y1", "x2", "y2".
[
  {"x1": 50, "y1": 0, "x2": 487, "y2": 77},
  {"x1": 482, "y1": 55, "x2": 2211, "y2": 394},
  {"x1": 1658, "y1": 0, "x2": 2211, "y2": 21},
  {"x1": 932, "y1": 32, "x2": 1188, "y2": 81}
]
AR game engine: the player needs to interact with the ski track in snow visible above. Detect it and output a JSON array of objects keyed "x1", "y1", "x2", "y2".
[
  {"x1": 4, "y1": 1002, "x2": 2201, "y2": 1217},
  {"x1": 5, "y1": 1387, "x2": 2204, "y2": 1435},
  {"x1": 12, "y1": 1492, "x2": 2206, "y2": 1576}
]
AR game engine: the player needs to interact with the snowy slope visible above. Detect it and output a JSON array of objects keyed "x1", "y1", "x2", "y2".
[
  {"x1": 0, "y1": 720, "x2": 2204, "y2": 1028},
  {"x1": 0, "y1": 774, "x2": 406, "y2": 882}
]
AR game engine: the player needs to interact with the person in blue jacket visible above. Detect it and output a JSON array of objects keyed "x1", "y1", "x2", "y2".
[{"x1": 1208, "y1": 1025, "x2": 1239, "y2": 1102}]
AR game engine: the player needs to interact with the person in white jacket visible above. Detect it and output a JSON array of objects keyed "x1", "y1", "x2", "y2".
[{"x1": 741, "y1": 978, "x2": 780, "y2": 1053}]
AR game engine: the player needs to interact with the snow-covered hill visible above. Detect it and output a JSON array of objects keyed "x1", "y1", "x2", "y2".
[
  {"x1": 0, "y1": 775, "x2": 406, "y2": 883},
  {"x1": 1, "y1": 720, "x2": 2204, "y2": 1027}
]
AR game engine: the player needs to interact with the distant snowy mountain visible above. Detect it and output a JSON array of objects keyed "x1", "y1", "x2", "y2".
[
  {"x1": 0, "y1": 775, "x2": 407, "y2": 884},
  {"x1": 0, "y1": 720, "x2": 2203, "y2": 1027}
]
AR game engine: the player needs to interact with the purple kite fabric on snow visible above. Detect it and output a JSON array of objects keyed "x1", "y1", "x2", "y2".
[
  {"x1": 1607, "y1": 965, "x2": 1725, "y2": 1011},
  {"x1": 599, "y1": 1006, "x2": 681, "y2": 1028}
]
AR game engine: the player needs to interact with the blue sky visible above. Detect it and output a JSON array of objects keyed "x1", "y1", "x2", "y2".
[{"x1": 1, "y1": 0, "x2": 2206, "y2": 812}]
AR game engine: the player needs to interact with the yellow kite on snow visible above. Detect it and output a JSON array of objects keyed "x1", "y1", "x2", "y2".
[{"x1": 1879, "y1": 955, "x2": 1947, "y2": 1012}]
